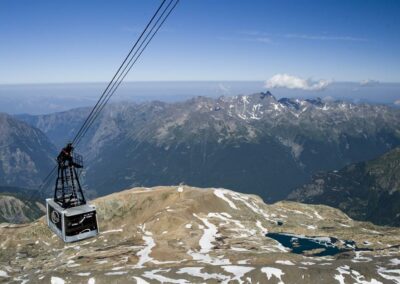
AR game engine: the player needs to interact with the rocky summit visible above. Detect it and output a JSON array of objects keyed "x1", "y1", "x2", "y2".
[{"x1": 0, "y1": 186, "x2": 399, "y2": 283}]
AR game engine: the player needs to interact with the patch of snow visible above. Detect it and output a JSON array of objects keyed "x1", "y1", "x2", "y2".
[
  {"x1": 66, "y1": 259, "x2": 80, "y2": 268},
  {"x1": 390, "y1": 258, "x2": 400, "y2": 266},
  {"x1": 177, "y1": 186, "x2": 184, "y2": 192},
  {"x1": 261, "y1": 267, "x2": 284, "y2": 284},
  {"x1": 51, "y1": 277, "x2": 65, "y2": 284},
  {"x1": 301, "y1": 262, "x2": 316, "y2": 265},
  {"x1": 101, "y1": 229, "x2": 123, "y2": 234},
  {"x1": 95, "y1": 260, "x2": 108, "y2": 265},
  {"x1": 272, "y1": 103, "x2": 282, "y2": 111},
  {"x1": 194, "y1": 213, "x2": 218, "y2": 253},
  {"x1": 237, "y1": 259, "x2": 250, "y2": 264},
  {"x1": 339, "y1": 223, "x2": 351, "y2": 228},
  {"x1": 213, "y1": 189, "x2": 238, "y2": 209},
  {"x1": 0, "y1": 270, "x2": 9, "y2": 278},
  {"x1": 313, "y1": 210, "x2": 324, "y2": 220},
  {"x1": 143, "y1": 269, "x2": 189, "y2": 284},
  {"x1": 105, "y1": 271, "x2": 128, "y2": 276},
  {"x1": 230, "y1": 247, "x2": 249, "y2": 252},
  {"x1": 276, "y1": 260, "x2": 295, "y2": 266},
  {"x1": 229, "y1": 192, "x2": 278, "y2": 224},
  {"x1": 222, "y1": 266, "x2": 254, "y2": 284},
  {"x1": 220, "y1": 212, "x2": 231, "y2": 218},
  {"x1": 187, "y1": 250, "x2": 231, "y2": 265},
  {"x1": 177, "y1": 267, "x2": 229, "y2": 281},
  {"x1": 133, "y1": 276, "x2": 149, "y2": 284},
  {"x1": 352, "y1": 251, "x2": 372, "y2": 263},
  {"x1": 256, "y1": 220, "x2": 268, "y2": 234},
  {"x1": 185, "y1": 223, "x2": 192, "y2": 229},
  {"x1": 336, "y1": 265, "x2": 383, "y2": 284},
  {"x1": 362, "y1": 228, "x2": 382, "y2": 235},
  {"x1": 88, "y1": 278, "x2": 95, "y2": 284},
  {"x1": 208, "y1": 212, "x2": 245, "y2": 229},
  {"x1": 377, "y1": 267, "x2": 400, "y2": 284},
  {"x1": 152, "y1": 260, "x2": 184, "y2": 265},
  {"x1": 77, "y1": 272, "x2": 91, "y2": 276},
  {"x1": 135, "y1": 231, "x2": 156, "y2": 268},
  {"x1": 334, "y1": 273, "x2": 346, "y2": 284}
]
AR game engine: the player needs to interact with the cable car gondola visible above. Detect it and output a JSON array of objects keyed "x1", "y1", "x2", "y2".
[{"x1": 46, "y1": 143, "x2": 99, "y2": 242}]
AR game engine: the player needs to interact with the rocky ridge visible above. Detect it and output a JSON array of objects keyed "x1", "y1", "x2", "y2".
[
  {"x1": 0, "y1": 113, "x2": 56, "y2": 188},
  {"x1": 0, "y1": 186, "x2": 399, "y2": 283},
  {"x1": 288, "y1": 147, "x2": 400, "y2": 226},
  {"x1": 17, "y1": 92, "x2": 400, "y2": 201}
]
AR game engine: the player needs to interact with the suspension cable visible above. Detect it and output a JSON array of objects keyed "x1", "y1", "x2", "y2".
[
  {"x1": 30, "y1": 0, "x2": 179, "y2": 199},
  {"x1": 75, "y1": 0, "x2": 179, "y2": 146},
  {"x1": 72, "y1": 0, "x2": 168, "y2": 145}
]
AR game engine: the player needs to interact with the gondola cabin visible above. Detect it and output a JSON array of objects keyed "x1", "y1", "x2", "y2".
[
  {"x1": 46, "y1": 198, "x2": 99, "y2": 242},
  {"x1": 46, "y1": 143, "x2": 99, "y2": 242}
]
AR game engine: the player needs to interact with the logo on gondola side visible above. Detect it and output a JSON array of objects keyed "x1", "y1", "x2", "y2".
[{"x1": 51, "y1": 210, "x2": 60, "y2": 224}]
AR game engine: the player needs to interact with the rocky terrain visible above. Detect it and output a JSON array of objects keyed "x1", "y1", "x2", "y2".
[
  {"x1": 0, "y1": 186, "x2": 399, "y2": 283},
  {"x1": 0, "y1": 113, "x2": 56, "y2": 188},
  {"x1": 288, "y1": 147, "x2": 400, "y2": 227},
  {"x1": 0, "y1": 186, "x2": 45, "y2": 223},
  {"x1": 17, "y1": 92, "x2": 400, "y2": 201}
]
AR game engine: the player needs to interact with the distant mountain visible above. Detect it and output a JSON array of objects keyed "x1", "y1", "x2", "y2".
[
  {"x1": 18, "y1": 92, "x2": 400, "y2": 201},
  {"x1": 0, "y1": 113, "x2": 56, "y2": 188},
  {"x1": 0, "y1": 186, "x2": 45, "y2": 223},
  {"x1": 288, "y1": 147, "x2": 400, "y2": 226},
  {"x1": 16, "y1": 108, "x2": 90, "y2": 149}
]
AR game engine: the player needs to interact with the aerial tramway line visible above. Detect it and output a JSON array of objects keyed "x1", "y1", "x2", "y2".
[{"x1": 42, "y1": 0, "x2": 180, "y2": 242}]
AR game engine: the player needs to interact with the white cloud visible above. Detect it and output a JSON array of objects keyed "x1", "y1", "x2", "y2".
[
  {"x1": 360, "y1": 79, "x2": 379, "y2": 87},
  {"x1": 285, "y1": 34, "x2": 368, "y2": 42},
  {"x1": 217, "y1": 35, "x2": 272, "y2": 44},
  {"x1": 394, "y1": 99, "x2": 400, "y2": 105},
  {"x1": 254, "y1": 37, "x2": 272, "y2": 43},
  {"x1": 265, "y1": 74, "x2": 331, "y2": 91}
]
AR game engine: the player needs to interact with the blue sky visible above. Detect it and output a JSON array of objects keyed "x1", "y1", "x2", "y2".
[{"x1": 0, "y1": 0, "x2": 399, "y2": 84}]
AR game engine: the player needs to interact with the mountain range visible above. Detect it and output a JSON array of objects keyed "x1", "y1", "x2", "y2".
[
  {"x1": 17, "y1": 92, "x2": 400, "y2": 201},
  {"x1": 0, "y1": 185, "x2": 45, "y2": 223},
  {"x1": 288, "y1": 147, "x2": 400, "y2": 227},
  {"x1": 0, "y1": 113, "x2": 55, "y2": 188}
]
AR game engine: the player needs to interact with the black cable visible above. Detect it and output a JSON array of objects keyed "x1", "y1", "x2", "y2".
[
  {"x1": 24, "y1": 165, "x2": 57, "y2": 204},
  {"x1": 74, "y1": 0, "x2": 176, "y2": 146},
  {"x1": 74, "y1": 0, "x2": 175, "y2": 146},
  {"x1": 72, "y1": 0, "x2": 168, "y2": 145},
  {"x1": 75, "y1": 0, "x2": 178, "y2": 147},
  {"x1": 33, "y1": 0, "x2": 179, "y2": 202}
]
